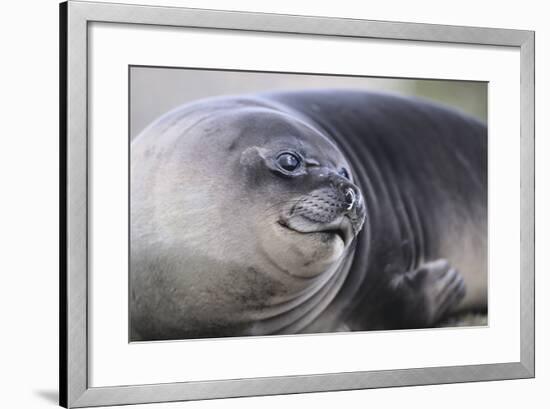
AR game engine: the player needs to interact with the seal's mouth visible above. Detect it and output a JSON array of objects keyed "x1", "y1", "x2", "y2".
[{"x1": 278, "y1": 217, "x2": 354, "y2": 247}]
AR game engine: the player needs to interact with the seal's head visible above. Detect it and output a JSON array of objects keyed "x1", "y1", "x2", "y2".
[
  {"x1": 238, "y1": 119, "x2": 366, "y2": 278},
  {"x1": 131, "y1": 96, "x2": 366, "y2": 338}
]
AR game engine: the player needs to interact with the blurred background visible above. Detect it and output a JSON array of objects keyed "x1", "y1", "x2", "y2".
[{"x1": 130, "y1": 66, "x2": 487, "y2": 140}]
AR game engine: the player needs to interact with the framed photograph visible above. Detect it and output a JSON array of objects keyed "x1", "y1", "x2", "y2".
[{"x1": 60, "y1": 1, "x2": 534, "y2": 407}]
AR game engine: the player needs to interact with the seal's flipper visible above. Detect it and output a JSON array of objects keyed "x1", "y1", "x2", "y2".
[{"x1": 391, "y1": 259, "x2": 466, "y2": 328}]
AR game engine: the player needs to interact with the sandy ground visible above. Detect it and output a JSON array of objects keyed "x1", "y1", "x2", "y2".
[{"x1": 439, "y1": 312, "x2": 488, "y2": 327}]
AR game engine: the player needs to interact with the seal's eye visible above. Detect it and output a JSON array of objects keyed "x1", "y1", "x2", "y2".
[
  {"x1": 339, "y1": 168, "x2": 350, "y2": 180},
  {"x1": 276, "y1": 152, "x2": 301, "y2": 172}
]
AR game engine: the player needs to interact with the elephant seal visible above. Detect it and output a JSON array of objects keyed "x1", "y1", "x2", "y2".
[{"x1": 130, "y1": 89, "x2": 487, "y2": 341}]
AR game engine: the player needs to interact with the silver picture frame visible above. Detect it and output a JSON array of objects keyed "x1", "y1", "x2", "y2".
[{"x1": 60, "y1": 1, "x2": 535, "y2": 407}]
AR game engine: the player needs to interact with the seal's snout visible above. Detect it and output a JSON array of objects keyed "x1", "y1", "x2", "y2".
[
  {"x1": 344, "y1": 187, "x2": 357, "y2": 210},
  {"x1": 328, "y1": 171, "x2": 362, "y2": 212},
  {"x1": 280, "y1": 180, "x2": 366, "y2": 248}
]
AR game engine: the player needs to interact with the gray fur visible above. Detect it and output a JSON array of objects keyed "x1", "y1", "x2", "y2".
[{"x1": 130, "y1": 90, "x2": 487, "y2": 340}]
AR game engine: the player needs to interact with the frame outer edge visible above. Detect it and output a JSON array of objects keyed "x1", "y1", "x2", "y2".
[
  {"x1": 63, "y1": 1, "x2": 536, "y2": 407},
  {"x1": 71, "y1": 363, "x2": 532, "y2": 407},
  {"x1": 69, "y1": 0, "x2": 532, "y2": 46},
  {"x1": 519, "y1": 31, "x2": 535, "y2": 376},
  {"x1": 59, "y1": 2, "x2": 69, "y2": 407},
  {"x1": 67, "y1": 1, "x2": 89, "y2": 407}
]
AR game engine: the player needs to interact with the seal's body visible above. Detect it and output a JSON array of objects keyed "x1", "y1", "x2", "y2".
[{"x1": 130, "y1": 90, "x2": 487, "y2": 341}]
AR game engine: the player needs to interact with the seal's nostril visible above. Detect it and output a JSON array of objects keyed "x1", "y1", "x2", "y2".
[{"x1": 344, "y1": 187, "x2": 356, "y2": 210}]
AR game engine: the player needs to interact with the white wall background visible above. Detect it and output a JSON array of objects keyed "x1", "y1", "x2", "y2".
[{"x1": 0, "y1": 0, "x2": 547, "y2": 408}]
